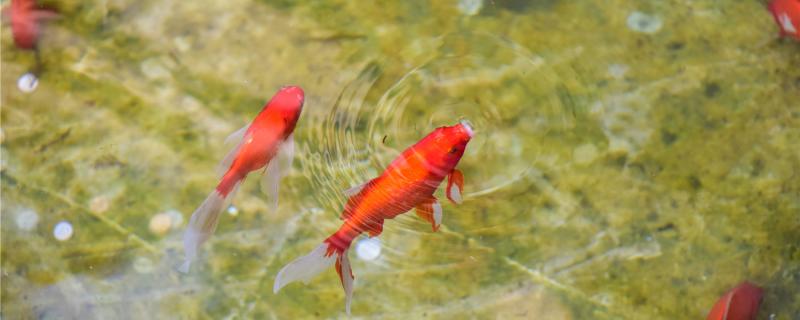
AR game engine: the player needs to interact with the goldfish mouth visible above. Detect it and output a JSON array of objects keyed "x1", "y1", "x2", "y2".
[{"x1": 459, "y1": 120, "x2": 474, "y2": 138}]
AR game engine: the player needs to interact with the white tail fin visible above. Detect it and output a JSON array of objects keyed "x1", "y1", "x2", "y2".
[
  {"x1": 179, "y1": 187, "x2": 237, "y2": 273},
  {"x1": 273, "y1": 243, "x2": 356, "y2": 314},
  {"x1": 273, "y1": 243, "x2": 336, "y2": 292}
]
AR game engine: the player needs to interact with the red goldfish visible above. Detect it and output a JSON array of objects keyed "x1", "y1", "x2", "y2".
[
  {"x1": 180, "y1": 86, "x2": 305, "y2": 273},
  {"x1": 3, "y1": 0, "x2": 58, "y2": 50},
  {"x1": 273, "y1": 121, "x2": 474, "y2": 314},
  {"x1": 768, "y1": 0, "x2": 800, "y2": 40},
  {"x1": 706, "y1": 281, "x2": 764, "y2": 320}
]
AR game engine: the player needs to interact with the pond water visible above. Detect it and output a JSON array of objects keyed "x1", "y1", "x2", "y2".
[{"x1": 2, "y1": 0, "x2": 799, "y2": 319}]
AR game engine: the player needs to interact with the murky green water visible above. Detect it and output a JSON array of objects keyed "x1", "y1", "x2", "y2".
[{"x1": 2, "y1": 0, "x2": 799, "y2": 319}]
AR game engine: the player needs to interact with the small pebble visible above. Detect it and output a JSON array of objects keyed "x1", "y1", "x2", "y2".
[
  {"x1": 148, "y1": 213, "x2": 172, "y2": 235},
  {"x1": 626, "y1": 11, "x2": 662, "y2": 34},
  {"x1": 133, "y1": 256, "x2": 155, "y2": 274},
  {"x1": 457, "y1": 0, "x2": 483, "y2": 16},
  {"x1": 15, "y1": 208, "x2": 39, "y2": 231},
  {"x1": 165, "y1": 209, "x2": 184, "y2": 229},
  {"x1": 53, "y1": 221, "x2": 74, "y2": 241},
  {"x1": 355, "y1": 237, "x2": 382, "y2": 261},
  {"x1": 227, "y1": 205, "x2": 239, "y2": 216},
  {"x1": 89, "y1": 196, "x2": 111, "y2": 214},
  {"x1": 17, "y1": 72, "x2": 38, "y2": 93}
]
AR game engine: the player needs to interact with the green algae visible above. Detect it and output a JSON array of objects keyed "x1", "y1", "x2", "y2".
[{"x1": 2, "y1": 0, "x2": 800, "y2": 319}]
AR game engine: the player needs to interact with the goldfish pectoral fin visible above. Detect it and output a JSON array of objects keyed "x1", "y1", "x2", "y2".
[
  {"x1": 415, "y1": 197, "x2": 443, "y2": 232},
  {"x1": 182, "y1": 188, "x2": 236, "y2": 272},
  {"x1": 446, "y1": 169, "x2": 464, "y2": 205},
  {"x1": 261, "y1": 159, "x2": 282, "y2": 209},
  {"x1": 33, "y1": 9, "x2": 60, "y2": 21},
  {"x1": 224, "y1": 124, "x2": 249, "y2": 146},
  {"x1": 343, "y1": 181, "x2": 369, "y2": 197},
  {"x1": 273, "y1": 243, "x2": 337, "y2": 293},
  {"x1": 336, "y1": 252, "x2": 355, "y2": 315},
  {"x1": 216, "y1": 128, "x2": 250, "y2": 178},
  {"x1": 277, "y1": 133, "x2": 295, "y2": 176}
]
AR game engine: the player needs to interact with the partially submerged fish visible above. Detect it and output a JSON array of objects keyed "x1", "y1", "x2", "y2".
[
  {"x1": 4, "y1": 0, "x2": 58, "y2": 50},
  {"x1": 273, "y1": 120, "x2": 474, "y2": 314},
  {"x1": 768, "y1": 0, "x2": 800, "y2": 40},
  {"x1": 180, "y1": 86, "x2": 305, "y2": 273},
  {"x1": 706, "y1": 281, "x2": 764, "y2": 320}
]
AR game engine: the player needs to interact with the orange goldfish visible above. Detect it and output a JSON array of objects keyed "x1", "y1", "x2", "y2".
[
  {"x1": 273, "y1": 120, "x2": 474, "y2": 314},
  {"x1": 768, "y1": 0, "x2": 800, "y2": 40},
  {"x1": 180, "y1": 86, "x2": 305, "y2": 272},
  {"x1": 706, "y1": 281, "x2": 764, "y2": 320}
]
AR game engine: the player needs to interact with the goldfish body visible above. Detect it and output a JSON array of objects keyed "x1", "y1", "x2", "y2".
[
  {"x1": 768, "y1": 0, "x2": 800, "y2": 40},
  {"x1": 706, "y1": 281, "x2": 764, "y2": 320},
  {"x1": 4, "y1": 0, "x2": 58, "y2": 50},
  {"x1": 273, "y1": 121, "x2": 474, "y2": 314},
  {"x1": 180, "y1": 86, "x2": 304, "y2": 273}
]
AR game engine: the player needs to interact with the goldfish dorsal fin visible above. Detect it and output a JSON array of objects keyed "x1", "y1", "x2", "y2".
[
  {"x1": 446, "y1": 169, "x2": 464, "y2": 204},
  {"x1": 415, "y1": 196, "x2": 442, "y2": 231}
]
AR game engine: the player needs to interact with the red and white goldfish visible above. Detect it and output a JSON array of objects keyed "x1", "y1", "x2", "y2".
[
  {"x1": 180, "y1": 86, "x2": 305, "y2": 273},
  {"x1": 768, "y1": 0, "x2": 800, "y2": 40},
  {"x1": 706, "y1": 281, "x2": 764, "y2": 320},
  {"x1": 273, "y1": 120, "x2": 474, "y2": 314},
  {"x1": 3, "y1": 0, "x2": 58, "y2": 50}
]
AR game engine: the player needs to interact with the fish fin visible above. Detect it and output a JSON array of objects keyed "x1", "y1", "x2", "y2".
[
  {"x1": 367, "y1": 221, "x2": 384, "y2": 237},
  {"x1": 32, "y1": 9, "x2": 60, "y2": 21},
  {"x1": 260, "y1": 135, "x2": 293, "y2": 209},
  {"x1": 335, "y1": 251, "x2": 355, "y2": 315},
  {"x1": 180, "y1": 184, "x2": 239, "y2": 272},
  {"x1": 343, "y1": 181, "x2": 369, "y2": 197},
  {"x1": 341, "y1": 179, "x2": 374, "y2": 220},
  {"x1": 261, "y1": 159, "x2": 281, "y2": 209},
  {"x1": 216, "y1": 125, "x2": 250, "y2": 177},
  {"x1": 415, "y1": 196, "x2": 443, "y2": 232},
  {"x1": 446, "y1": 169, "x2": 464, "y2": 205},
  {"x1": 273, "y1": 243, "x2": 337, "y2": 293}
]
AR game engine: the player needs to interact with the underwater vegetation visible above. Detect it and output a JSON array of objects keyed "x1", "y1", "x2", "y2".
[{"x1": 2, "y1": 0, "x2": 799, "y2": 319}]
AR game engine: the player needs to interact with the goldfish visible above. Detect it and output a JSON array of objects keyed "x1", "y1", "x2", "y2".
[
  {"x1": 3, "y1": 0, "x2": 58, "y2": 50},
  {"x1": 768, "y1": 0, "x2": 800, "y2": 40},
  {"x1": 273, "y1": 120, "x2": 474, "y2": 314},
  {"x1": 180, "y1": 86, "x2": 305, "y2": 273},
  {"x1": 706, "y1": 281, "x2": 764, "y2": 320}
]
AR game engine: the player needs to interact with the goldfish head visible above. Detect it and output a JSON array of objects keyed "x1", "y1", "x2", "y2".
[
  {"x1": 421, "y1": 120, "x2": 474, "y2": 171},
  {"x1": 270, "y1": 86, "x2": 305, "y2": 112}
]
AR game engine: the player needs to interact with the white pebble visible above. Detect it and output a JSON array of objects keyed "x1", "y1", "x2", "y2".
[
  {"x1": 53, "y1": 221, "x2": 74, "y2": 241},
  {"x1": 626, "y1": 11, "x2": 662, "y2": 34},
  {"x1": 226, "y1": 205, "x2": 239, "y2": 216},
  {"x1": 148, "y1": 213, "x2": 172, "y2": 235},
  {"x1": 165, "y1": 209, "x2": 184, "y2": 229},
  {"x1": 133, "y1": 256, "x2": 155, "y2": 274},
  {"x1": 355, "y1": 237, "x2": 382, "y2": 261},
  {"x1": 17, "y1": 72, "x2": 39, "y2": 93},
  {"x1": 15, "y1": 208, "x2": 39, "y2": 231},
  {"x1": 457, "y1": 0, "x2": 483, "y2": 16}
]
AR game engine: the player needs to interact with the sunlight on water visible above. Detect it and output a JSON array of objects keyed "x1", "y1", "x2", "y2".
[{"x1": 1, "y1": 0, "x2": 799, "y2": 319}]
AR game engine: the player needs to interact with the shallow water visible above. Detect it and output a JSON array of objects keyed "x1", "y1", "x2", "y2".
[{"x1": 2, "y1": 0, "x2": 799, "y2": 319}]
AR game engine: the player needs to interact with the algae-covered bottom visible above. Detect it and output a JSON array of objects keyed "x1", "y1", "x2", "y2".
[{"x1": 1, "y1": 0, "x2": 799, "y2": 319}]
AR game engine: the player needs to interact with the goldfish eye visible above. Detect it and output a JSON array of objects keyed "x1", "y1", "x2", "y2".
[{"x1": 448, "y1": 147, "x2": 458, "y2": 154}]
